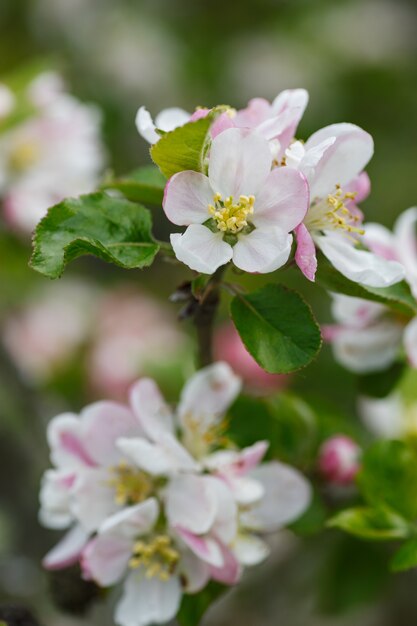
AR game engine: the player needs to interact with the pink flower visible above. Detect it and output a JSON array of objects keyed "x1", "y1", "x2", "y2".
[
  {"x1": 285, "y1": 123, "x2": 404, "y2": 287},
  {"x1": 214, "y1": 323, "x2": 290, "y2": 394},
  {"x1": 163, "y1": 127, "x2": 309, "y2": 274},
  {"x1": 319, "y1": 436, "x2": 360, "y2": 485}
]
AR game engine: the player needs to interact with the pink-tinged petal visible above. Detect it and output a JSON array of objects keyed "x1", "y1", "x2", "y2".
[
  {"x1": 81, "y1": 535, "x2": 132, "y2": 586},
  {"x1": 163, "y1": 171, "x2": 213, "y2": 226},
  {"x1": 206, "y1": 476, "x2": 238, "y2": 544},
  {"x1": 117, "y1": 434, "x2": 198, "y2": 476},
  {"x1": 166, "y1": 475, "x2": 217, "y2": 535},
  {"x1": 306, "y1": 123, "x2": 374, "y2": 199},
  {"x1": 295, "y1": 223, "x2": 317, "y2": 282},
  {"x1": 178, "y1": 362, "x2": 241, "y2": 430},
  {"x1": 129, "y1": 378, "x2": 173, "y2": 441},
  {"x1": 39, "y1": 469, "x2": 76, "y2": 530},
  {"x1": 170, "y1": 225, "x2": 233, "y2": 274},
  {"x1": 154, "y1": 107, "x2": 190, "y2": 132},
  {"x1": 404, "y1": 317, "x2": 417, "y2": 368},
  {"x1": 175, "y1": 527, "x2": 223, "y2": 567},
  {"x1": 99, "y1": 499, "x2": 159, "y2": 539},
  {"x1": 47, "y1": 414, "x2": 95, "y2": 469},
  {"x1": 70, "y1": 468, "x2": 117, "y2": 532},
  {"x1": 43, "y1": 524, "x2": 89, "y2": 570},
  {"x1": 189, "y1": 107, "x2": 210, "y2": 122},
  {"x1": 319, "y1": 436, "x2": 360, "y2": 485},
  {"x1": 359, "y1": 394, "x2": 405, "y2": 439},
  {"x1": 180, "y1": 550, "x2": 210, "y2": 593},
  {"x1": 363, "y1": 223, "x2": 398, "y2": 261},
  {"x1": 330, "y1": 293, "x2": 385, "y2": 328},
  {"x1": 81, "y1": 401, "x2": 141, "y2": 467},
  {"x1": 330, "y1": 321, "x2": 403, "y2": 374},
  {"x1": 233, "y1": 228, "x2": 292, "y2": 274},
  {"x1": 209, "y1": 543, "x2": 242, "y2": 585},
  {"x1": 135, "y1": 106, "x2": 160, "y2": 144},
  {"x1": 394, "y1": 207, "x2": 417, "y2": 298},
  {"x1": 233, "y1": 533, "x2": 270, "y2": 566},
  {"x1": 115, "y1": 571, "x2": 182, "y2": 626},
  {"x1": 252, "y1": 167, "x2": 309, "y2": 231},
  {"x1": 234, "y1": 98, "x2": 271, "y2": 127},
  {"x1": 241, "y1": 461, "x2": 312, "y2": 532},
  {"x1": 210, "y1": 112, "x2": 235, "y2": 138},
  {"x1": 316, "y1": 233, "x2": 405, "y2": 287},
  {"x1": 345, "y1": 172, "x2": 371, "y2": 203},
  {"x1": 271, "y1": 89, "x2": 309, "y2": 152},
  {"x1": 208, "y1": 128, "x2": 272, "y2": 198}
]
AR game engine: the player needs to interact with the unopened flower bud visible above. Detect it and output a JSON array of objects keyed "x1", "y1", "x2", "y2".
[{"x1": 319, "y1": 435, "x2": 360, "y2": 485}]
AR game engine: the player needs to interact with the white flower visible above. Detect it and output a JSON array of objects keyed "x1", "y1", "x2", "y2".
[
  {"x1": 163, "y1": 127, "x2": 309, "y2": 274},
  {"x1": 360, "y1": 393, "x2": 417, "y2": 440},
  {"x1": 136, "y1": 105, "x2": 193, "y2": 144}
]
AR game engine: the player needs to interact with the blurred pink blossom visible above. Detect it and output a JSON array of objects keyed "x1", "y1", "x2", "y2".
[{"x1": 319, "y1": 435, "x2": 360, "y2": 485}]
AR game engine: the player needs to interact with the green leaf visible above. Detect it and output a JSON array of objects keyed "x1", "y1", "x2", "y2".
[
  {"x1": 357, "y1": 361, "x2": 405, "y2": 398},
  {"x1": 316, "y1": 257, "x2": 417, "y2": 316},
  {"x1": 358, "y1": 440, "x2": 417, "y2": 520},
  {"x1": 101, "y1": 165, "x2": 166, "y2": 205},
  {"x1": 177, "y1": 582, "x2": 226, "y2": 626},
  {"x1": 30, "y1": 192, "x2": 160, "y2": 278},
  {"x1": 230, "y1": 284, "x2": 322, "y2": 374},
  {"x1": 150, "y1": 111, "x2": 216, "y2": 178},
  {"x1": 390, "y1": 538, "x2": 417, "y2": 572},
  {"x1": 289, "y1": 490, "x2": 327, "y2": 536},
  {"x1": 327, "y1": 506, "x2": 411, "y2": 541}
]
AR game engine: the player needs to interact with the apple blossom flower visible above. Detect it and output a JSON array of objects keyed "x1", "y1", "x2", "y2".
[
  {"x1": 214, "y1": 323, "x2": 290, "y2": 394},
  {"x1": 163, "y1": 127, "x2": 309, "y2": 274},
  {"x1": 285, "y1": 123, "x2": 405, "y2": 287},
  {"x1": 40, "y1": 363, "x2": 312, "y2": 626},
  {"x1": 359, "y1": 393, "x2": 417, "y2": 440},
  {"x1": 0, "y1": 73, "x2": 105, "y2": 233},
  {"x1": 318, "y1": 435, "x2": 361, "y2": 485},
  {"x1": 322, "y1": 293, "x2": 417, "y2": 373}
]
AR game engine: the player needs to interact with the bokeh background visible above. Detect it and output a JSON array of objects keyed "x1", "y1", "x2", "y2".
[{"x1": 0, "y1": 0, "x2": 417, "y2": 624}]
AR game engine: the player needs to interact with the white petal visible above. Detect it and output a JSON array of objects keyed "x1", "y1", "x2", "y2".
[
  {"x1": 170, "y1": 225, "x2": 233, "y2": 274},
  {"x1": 70, "y1": 468, "x2": 117, "y2": 532},
  {"x1": 233, "y1": 533, "x2": 270, "y2": 566},
  {"x1": 115, "y1": 572, "x2": 181, "y2": 626},
  {"x1": 43, "y1": 524, "x2": 89, "y2": 570},
  {"x1": 330, "y1": 321, "x2": 403, "y2": 374},
  {"x1": 404, "y1": 317, "x2": 417, "y2": 368},
  {"x1": 117, "y1": 435, "x2": 198, "y2": 476},
  {"x1": 174, "y1": 527, "x2": 223, "y2": 567},
  {"x1": 154, "y1": 107, "x2": 190, "y2": 132},
  {"x1": 135, "y1": 106, "x2": 160, "y2": 144},
  {"x1": 316, "y1": 233, "x2": 405, "y2": 287},
  {"x1": 251, "y1": 167, "x2": 309, "y2": 231},
  {"x1": 206, "y1": 476, "x2": 238, "y2": 544},
  {"x1": 394, "y1": 207, "x2": 417, "y2": 298},
  {"x1": 359, "y1": 394, "x2": 405, "y2": 439},
  {"x1": 47, "y1": 413, "x2": 94, "y2": 469},
  {"x1": 330, "y1": 293, "x2": 386, "y2": 327},
  {"x1": 241, "y1": 461, "x2": 312, "y2": 532},
  {"x1": 209, "y1": 128, "x2": 272, "y2": 198},
  {"x1": 180, "y1": 549, "x2": 210, "y2": 593},
  {"x1": 99, "y1": 499, "x2": 159, "y2": 539},
  {"x1": 129, "y1": 378, "x2": 173, "y2": 441},
  {"x1": 272, "y1": 88, "x2": 309, "y2": 116},
  {"x1": 178, "y1": 361, "x2": 241, "y2": 430},
  {"x1": 39, "y1": 469, "x2": 75, "y2": 529},
  {"x1": 166, "y1": 474, "x2": 217, "y2": 534},
  {"x1": 163, "y1": 171, "x2": 214, "y2": 226},
  {"x1": 233, "y1": 228, "x2": 292, "y2": 273},
  {"x1": 306, "y1": 123, "x2": 374, "y2": 199},
  {"x1": 82, "y1": 534, "x2": 132, "y2": 586},
  {"x1": 226, "y1": 476, "x2": 265, "y2": 506},
  {"x1": 362, "y1": 222, "x2": 397, "y2": 261}
]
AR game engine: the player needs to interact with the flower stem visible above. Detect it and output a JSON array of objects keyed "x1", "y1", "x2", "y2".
[{"x1": 193, "y1": 265, "x2": 226, "y2": 368}]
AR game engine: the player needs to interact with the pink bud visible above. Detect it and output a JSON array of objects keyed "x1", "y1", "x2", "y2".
[
  {"x1": 319, "y1": 435, "x2": 360, "y2": 485},
  {"x1": 214, "y1": 323, "x2": 290, "y2": 395}
]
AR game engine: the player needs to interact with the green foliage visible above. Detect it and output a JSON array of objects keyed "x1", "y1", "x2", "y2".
[
  {"x1": 357, "y1": 361, "x2": 406, "y2": 398},
  {"x1": 177, "y1": 582, "x2": 226, "y2": 626},
  {"x1": 316, "y1": 257, "x2": 417, "y2": 317},
  {"x1": 30, "y1": 192, "x2": 159, "y2": 278},
  {"x1": 358, "y1": 440, "x2": 417, "y2": 521},
  {"x1": 101, "y1": 165, "x2": 166, "y2": 205},
  {"x1": 289, "y1": 490, "x2": 327, "y2": 536},
  {"x1": 150, "y1": 111, "x2": 217, "y2": 178},
  {"x1": 230, "y1": 284, "x2": 322, "y2": 374},
  {"x1": 390, "y1": 538, "x2": 417, "y2": 572},
  {"x1": 327, "y1": 506, "x2": 411, "y2": 541}
]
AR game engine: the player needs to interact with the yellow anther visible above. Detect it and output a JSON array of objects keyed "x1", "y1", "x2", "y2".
[
  {"x1": 305, "y1": 186, "x2": 365, "y2": 236},
  {"x1": 108, "y1": 464, "x2": 153, "y2": 506},
  {"x1": 9, "y1": 141, "x2": 40, "y2": 172},
  {"x1": 129, "y1": 534, "x2": 180, "y2": 581},
  {"x1": 208, "y1": 192, "x2": 255, "y2": 234}
]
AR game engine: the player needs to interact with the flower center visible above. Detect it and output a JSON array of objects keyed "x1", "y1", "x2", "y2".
[
  {"x1": 9, "y1": 140, "x2": 40, "y2": 172},
  {"x1": 129, "y1": 535, "x2": 180, "y2": 581},
  {"x1": 305, "y1": 186, "x2": 365, "y2": 236},
  {"x1": 109, "y1": 462, "x2": 153, "y2": 506},
  {"x1": 208, "y1": 193, "x2": 255, "y2": 234},
  {"x1": 181, "y1": 413, "x2": 230, "y2": 458}
]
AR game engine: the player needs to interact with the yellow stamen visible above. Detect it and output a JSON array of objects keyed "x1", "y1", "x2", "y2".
[
  {"x1": 9, "y1": 141, "x2": 40, "y2": 172},
  {"x1": 129, "y1": 535, "x2": 180, "y2": 581},
  {"x1": 108, "y1": 462, "x2": 153, "y2": 506},
  {"x1": 208, "y1": 193, "x2": 255, "y2": 234},
  {"x1": 305, "y1": 185, "x2": 365, "y2": 235}
]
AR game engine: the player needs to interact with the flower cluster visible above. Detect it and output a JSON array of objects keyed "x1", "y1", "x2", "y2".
[
  {"x1": 139, "y1": 90, "x2": 404, "y2": 286},
  {"x1": 40, "y1": 362, "x2": 311, "y2": 626},
  {"x1": 324, "y1": 207, "x2": 417, "y2": 373},
  {"x1": 0, "y1": 72, "x2": 105, "y2": 233}
]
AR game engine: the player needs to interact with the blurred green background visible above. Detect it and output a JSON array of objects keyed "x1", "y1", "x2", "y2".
[{"x1": 0, "y1": 0, "x2": 417, "y2": 624}]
